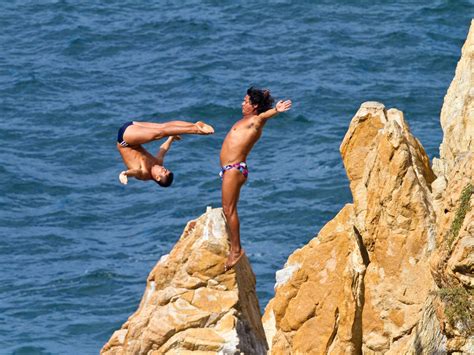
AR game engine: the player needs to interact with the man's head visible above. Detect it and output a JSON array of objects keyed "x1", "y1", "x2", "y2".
[
  {"x1": 243, "y1": 86, "x2": 274, "y2": 115},
  {"x1": 151, "y1": 165, "x2": 174, "y2": 187}
]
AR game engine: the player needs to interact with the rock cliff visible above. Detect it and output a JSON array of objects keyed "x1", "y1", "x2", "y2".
[
  {"x1": 263, "y1": 102, "x2": 437, "y2": 354},
  {"x1": 428, "y1": 18, "x2": 474, "y2": 354},
  {"x1": 101, "y1": 207, "x2": 267, "y2": 355},
  {"x1": 263, "y1": 20, "x2": 474, "y2": 355},
  {"x1": 433, "y1": 19, "x2": 474, "y2": 178}
]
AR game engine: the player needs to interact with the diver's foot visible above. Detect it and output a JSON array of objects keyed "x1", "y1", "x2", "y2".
[
  {"x1": 196, "y1": 121, "x2": 215, "y2": 135},
  {"x1": 224, "y1": 248, "x2": 245, "y2": 272}
]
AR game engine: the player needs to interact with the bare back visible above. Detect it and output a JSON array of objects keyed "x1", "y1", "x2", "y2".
[
  {"x1": 117, "y1": 144, "x2": 159, "y2": 180},
  {"x1": 220, "y1": 115, "x2": 265, "y2": 165}
]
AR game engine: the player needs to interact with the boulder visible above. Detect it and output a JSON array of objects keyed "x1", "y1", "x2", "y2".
[{"x1": 342, "y1": 104, "x2": 437, "y2": 353}]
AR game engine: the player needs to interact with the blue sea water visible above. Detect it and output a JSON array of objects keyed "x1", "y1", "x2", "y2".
[{"x1": 0, "y1": 1, "x2": 472, "y2": 353}]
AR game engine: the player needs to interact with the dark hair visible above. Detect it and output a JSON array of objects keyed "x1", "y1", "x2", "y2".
[
  {"x1": 247, "y1": 86, "x2": 274, "y2": 114},
  {"x1": 157, "y1": 171, "x2": 174, "y2": 187}
]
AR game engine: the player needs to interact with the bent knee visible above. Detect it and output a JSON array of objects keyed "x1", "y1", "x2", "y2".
[
  {"x1": 153, "y1": 131, "x2": 165, "y2": 140},
  {"x1": 222, "y1": 204, "x2": 237, "y2": 216}
]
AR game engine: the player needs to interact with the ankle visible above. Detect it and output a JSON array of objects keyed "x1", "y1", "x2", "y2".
[{"x1": 231, "y1": 247, "x2": 242, "y2": 254}]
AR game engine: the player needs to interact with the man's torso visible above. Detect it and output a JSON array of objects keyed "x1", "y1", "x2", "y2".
[
  {"x1": 220, "y1": 115, "x2": 264, "y2": 165},
  {"x1": 117, "y1": 144, "x2": 158, "y2": 180}
]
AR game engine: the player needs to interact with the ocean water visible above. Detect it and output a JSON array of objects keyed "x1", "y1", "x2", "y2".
[{"x1": 0, "y1": 1, "x2": 472, "y2": 353}]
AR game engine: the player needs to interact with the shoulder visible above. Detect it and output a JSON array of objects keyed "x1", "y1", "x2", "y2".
[{"x1": 250, "y1": 114, "x2": 266, "y2": 128}]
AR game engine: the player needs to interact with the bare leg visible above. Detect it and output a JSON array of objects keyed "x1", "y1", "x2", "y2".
[
  {"x1": 133, "y1": 121, "x2": 198, "y2": 129},
  {"x1": 123, "y1": 121, "x2": 213, "y2": 146},
  {"x1": 222, "y1": 169, "x2": 247, "y2": 271}
]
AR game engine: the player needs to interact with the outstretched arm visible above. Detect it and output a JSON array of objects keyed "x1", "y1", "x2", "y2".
[
  {"x1": 256, "y1": 99, "x2": 292, "y2": 123},
  {"x1": 119, "y1": 168, "x2": 144, "y2": 185},
  {"x1": 156, "y1": 135, "x2": 181, "y2": 165}
]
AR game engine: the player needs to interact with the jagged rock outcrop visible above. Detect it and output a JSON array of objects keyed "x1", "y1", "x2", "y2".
[
  {"x1": 433, "y1": 19, "x2": 474, "y2": 179},
  {"x1": 101, "y1": 207, "x2": 267, "y2": 355},
  {"x1": 263, "y1": 102, "x2": 438, "y2": 354},
  {"x1": 264, "y1": 20, "x2": 474, "y2": 355},
  {"x1": 263, "y1": 204, "x2": 368, "y2": 354},
  {"x1": 423, "y1": 154, "x2": 473, "y2": 354},
  {"x1": 342, "y1": 104, "x2": 437, "y2": 354},
  {"x1": 427, "y1": 19, "x2": 474, "y2": 354}
]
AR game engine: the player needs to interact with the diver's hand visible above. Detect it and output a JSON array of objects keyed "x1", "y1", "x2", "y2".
[
  {"x1": 119, "y1": 171, "x2": 128, "y2": 185},
  {"x1": 276, "y1": 100, "x2": 292, "y2": 113}
]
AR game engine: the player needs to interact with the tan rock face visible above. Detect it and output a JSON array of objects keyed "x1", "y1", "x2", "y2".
[
  {"x1": 429, "y1": 154, "x2": 474, "y2": 353},
  {"x1": 434, "y1": 19, "x2": 474, "y2": 177},
  {"x1": 264, "y1": 102, "x2": 437, "y2": 354},
  {"x1": 263, "y1": 204, "x2": 367, "y2": 354},
  {"x1": 263, "y1": 21, "x2": 474, "y2": 355},
  {"x1": 341, "y1": 105, "x2": 436, "y2": 353},
  {"x1": 429, "y1": 20, "x2": 474, "y2": 354},
  {"x1": 431, "y1": 155, "x2": 474, "y2": 287},
  {"x1": 101, "y1": 207, "x2": 267, "y2": 355},
  {"x1": 263, "y1": 22, "x2": 474, "y2": 354}
]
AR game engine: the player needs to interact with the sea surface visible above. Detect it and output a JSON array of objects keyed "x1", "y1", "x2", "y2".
[{"x1": 0, "y1": 1, "x2": 472, "y2": 353}]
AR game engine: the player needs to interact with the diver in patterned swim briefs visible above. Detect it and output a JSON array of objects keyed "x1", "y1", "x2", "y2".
[
  {"x1": 117, "y1": 120, "x2": 214, "y2": 187},
  {"x1": 220, "y1": 87, "x2": 292, "y2": 271}
]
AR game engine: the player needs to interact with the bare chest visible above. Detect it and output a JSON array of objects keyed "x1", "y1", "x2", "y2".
[
  {"x1": 222, "y1": 119, "x2": 262, "y2": 159},
  {"x1": 229, "y1": 119, "x2": 261, "y2": 139},
  {"x1": 118, "y1": 145, "x2": 156, "y2": 171}
]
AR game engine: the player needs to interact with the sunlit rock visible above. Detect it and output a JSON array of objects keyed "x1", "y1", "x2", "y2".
[
  {"x1": 264, "y1": 101, "x2": 438, "y2": 353},
  {"x1": 433, "y1": 19, "x2": 474, "y2": 178},
  {"x1": 263, "y1": 20, "x2": 474, "y2": 354},
  {"x1": 101, "y1": 207, "x2": 267, "y2": 355}
]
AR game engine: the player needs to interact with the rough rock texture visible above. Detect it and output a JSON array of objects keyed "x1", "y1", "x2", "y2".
[
  {"x1": 425, "y1": 154, "x2": 473, "y2": 354},
  {"x1": 263, "y1": 204, "x2": 368, "y2": 354},
  {"x1": 433, "y1": 19, "x2": 474, "y2": 178},
  {"x1": 263, "y1": 20, "x2": 474, "y2": 355},
  {"x1": 101, "y1": 207, "x2": 267, "y2": 355},
  {"x1": 264, "y1": 102, "x2": 437, "y2": 354},
  {"x1": 343, "y1": 104, "x2": 437, "y2": 354},
  {"x1": 427, "y1": 20, "x2": 474, "y2": 355}
]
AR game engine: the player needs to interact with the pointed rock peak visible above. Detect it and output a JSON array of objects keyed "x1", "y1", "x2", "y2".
[
  {"x1": 101, "y1": 207, "x2": 267, "y2": 354},
  {"x1": 361, "y1": 101, "x2": 385, "y2": 110}
]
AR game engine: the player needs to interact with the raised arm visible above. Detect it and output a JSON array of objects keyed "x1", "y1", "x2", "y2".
[
  {"x1": 119, "y1": 168, "x2": 144, "y2": 185},
  {"x1": 156, "y1": 135, "x2": 181, "y2": 165},
  {"x1": 256, "y1": 99, "x2": 292, "y2": 122}
]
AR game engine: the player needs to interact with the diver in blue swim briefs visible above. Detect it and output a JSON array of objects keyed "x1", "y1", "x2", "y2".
[{"x1": 117, "y1": 120, "x2": 214, "y2": 187}]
